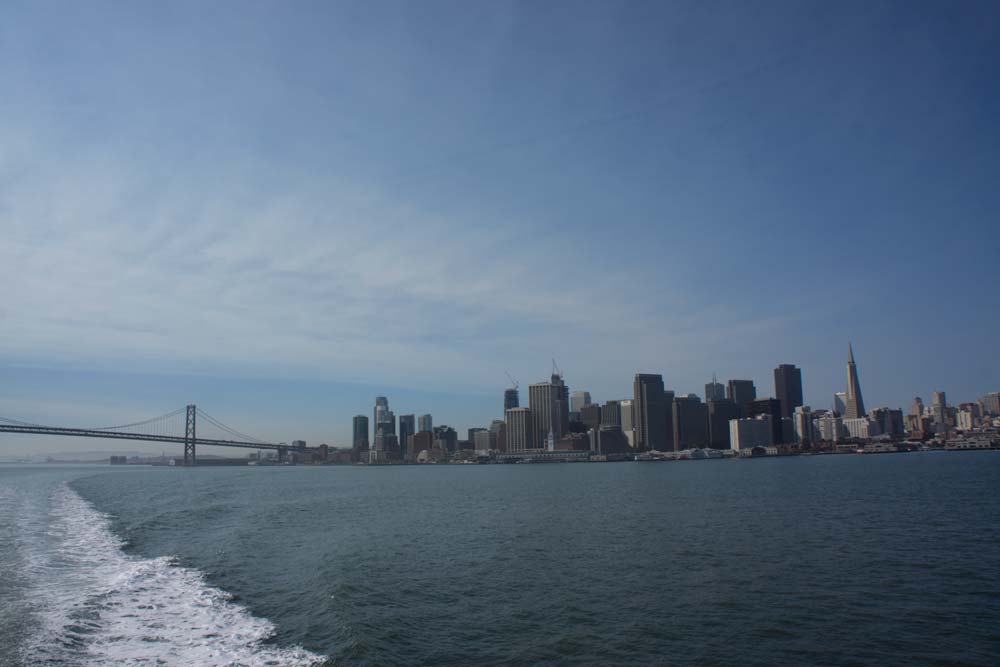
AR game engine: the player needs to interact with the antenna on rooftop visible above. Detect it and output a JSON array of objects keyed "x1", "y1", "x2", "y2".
[{"x1": 552, "y1": 358, "x2": 562, "y2": 379}]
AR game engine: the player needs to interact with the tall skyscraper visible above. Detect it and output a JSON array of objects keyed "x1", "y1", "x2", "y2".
[
  {"x1": 932, "y1": 391, "x2": 947, "y2": 422},
  {"x1": 473, "y1": 430, "x2": 493, "y2": 452},
  {"x1": 504, "y1": 388, "x2": 519, "y2": 411},
  {"x1": 580, "y1": 403, "x2": 602, "y2": 431},
  {"x1": 490, "y1": 419, "x2": 507, "y2": 452},
  {"x1": 620, "y1": 399, "x2": 635, "y2": 448},
  {"x1": 432, "y1": 425, "x2": 458, "y2": 453},
  {"x1": 793, "y1": 405, "x2": 813, "y2": 446},
  {"x1": 705, "y1": 375, "x2": 726, "y2": 402},
  {"x1": 932, "y1": 391, "x2": 948, "y2": 433},
  {"x1": 707, "y1": 399, "x2": 739, "y2": 449},
  {"x1": 570, "y1": 391, "x2": 592, "y2": 414},
  {"x1": 553, "y1": 372, "x2": 569, "y2": 437},
  {"x1": 748, "y1": 398, "x2": 784, "y2": 445},
  {"x1": 871, "y1": 407, "x2": 904, "y2": 436},
  {"x1": 663, "y1": 389, "x2": 676, "y2": 450},
  {"x1": 373, "y1": 396, "x2": 395, "y2": 449},
  {"x1": 418, "y1": 413, "x2": 433, "y2": 433},
  {"x1": 374, "y1": 396, "x2": 389, "y2": 437},
  {"x1": 529, "y1": 376, "x2": 567, "y2": 450},
  {"x1": 379, "y1": 410, "x2": 395, "y2": 436},
  {"x1": 505, "y1": 407, "x2": 534, "y2": 452},
  {"x1": 843, "y1": 343, "x2": 866, "y2": 419},
  {"x1": 673, "y1": 394, "x2": 708, "y2": 450},
  {"x1": 726, "y1": 379, "x2": 757, "y2": 415},
  {"x1": 372, "y1": 398, "x2": 394, "y2": 457},
  {"x1": 352, "y1": 415, "x2": 369, "y2": 450},
  {"x1": 834, "y1": 392, "x2": 847, "y2": 416},
  {"x1": 773, "y1": 364, "x2": 803, "y2": 419},
  {"x1": 601, "y1": 400, "x2": 622, "y2": 428},
  {"x1": 910, "y1": 396, "x2": 924, "y2": 416},
  {"x1": 398, "y1": 414, "x2": 415, "y2": 460},
  {"x1": 633, "y1": 374, "x2": 669, "y2": 451}
]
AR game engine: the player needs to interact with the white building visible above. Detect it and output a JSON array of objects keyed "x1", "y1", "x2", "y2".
[
  {"x1": 569, "y1": 391, "x2": 591, "y2": 413},
  {"x1": 834, "y1": 392, "x2": 847, "y2": 416},
  {"x1": 620, "y1": 399, "x2": 635, "y2": 448},
  {"x1": 957, "y1": 410, "x2": 975, "y2": 430},
  {"x1": 417, "y1": 414, "x2": 433, "y2": 433},
  {"x1": 729, "y1": 416, "x2": 773, "y2": 452},
  {"x1": 504, "y1": 407, "x2": 534, "y2": 452},
  {"x1": 793, "y1": 406, "x2": 813, "y2": 445},
  {"x1": 814, "y1": 413, "x2": 844, "y2": 442},
  {"x1": 474, "y1": 429, "x2": 493, "y2": 455},
  {"x1": 843, "y1": 417, "x2": 875, "y2": 440}
]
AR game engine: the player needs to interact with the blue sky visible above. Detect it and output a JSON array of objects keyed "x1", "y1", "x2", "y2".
[{"x1": 2, "y1": 0, "x2": 999, "y2": 454}]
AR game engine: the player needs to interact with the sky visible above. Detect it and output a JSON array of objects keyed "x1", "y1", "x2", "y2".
[{"x1": 2, "y1": 0, "x2": 999, "y2": 456}]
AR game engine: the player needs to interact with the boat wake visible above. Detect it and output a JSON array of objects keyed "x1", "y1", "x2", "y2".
[{"x1": 22, "y1": 483, "x2": 326, "y2": 667}]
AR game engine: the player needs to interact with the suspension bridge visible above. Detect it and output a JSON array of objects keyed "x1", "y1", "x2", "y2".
[{"x1": 0, "y1": 405, "x2": 299, "y2": 465}]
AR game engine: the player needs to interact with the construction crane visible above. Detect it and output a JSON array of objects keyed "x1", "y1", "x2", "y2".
[{"x1": 505, "y1": 370, "x2": 519, "y2": 391}]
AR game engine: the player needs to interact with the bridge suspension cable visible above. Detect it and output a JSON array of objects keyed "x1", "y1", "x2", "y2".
[
  {"x1": 0, "y1": 405, "x2": 280, "y2": 464},
  {"x1": 195, "y1": 408, "x2": 269, "y2": 444},
  {"x1": 92, "y1": 407, "x2": 188, "y2": 433},
  {"x1": 0, "y1": 416, "x2": 46, "y2": 428}
]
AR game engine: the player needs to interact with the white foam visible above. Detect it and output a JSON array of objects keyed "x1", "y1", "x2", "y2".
[{"x1": 23, "y1": 483, "x2": 326, "y2": 667}]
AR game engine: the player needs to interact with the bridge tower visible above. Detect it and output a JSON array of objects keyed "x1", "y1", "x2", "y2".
[{"x1": 183, "y1": 404, "x2": 197, "y2": 466}]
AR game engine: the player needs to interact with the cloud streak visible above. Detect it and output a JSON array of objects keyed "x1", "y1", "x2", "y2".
[{"x1": 3, "y1": 114, "x2": 764, "y2": 394}]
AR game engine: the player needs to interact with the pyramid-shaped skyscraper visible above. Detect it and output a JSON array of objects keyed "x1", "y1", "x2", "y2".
[{"x1": 844, "y1": 343, "x2": 866, "y2": 419}]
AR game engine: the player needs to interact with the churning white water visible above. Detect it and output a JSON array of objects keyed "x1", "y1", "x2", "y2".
[{"x1": 13, "y1": 481, "x2": 325, "y2": 667}]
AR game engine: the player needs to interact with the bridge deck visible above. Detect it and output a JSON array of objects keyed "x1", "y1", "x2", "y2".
[{"x1": 0, "y1": 425, "x2": 289, "y2": 450}]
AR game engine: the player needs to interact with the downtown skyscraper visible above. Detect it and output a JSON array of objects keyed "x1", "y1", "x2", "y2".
[
  {"x1": 352, "y1": 415, "x2": 369, "y2": 450},
  {"x1": 570, "y1": 391, "x2": 591, "y2": 413},
  {"x1": 528, "y1": 372, "x2": 568, "y2": 449},
  {"x1": 774, "y1": 364, "x2": 803, "y2": 419},
  {"x1": 418, "y1": 413, "x2": 433, "y2": 433},
  {"x1": 633, "y1": 373, "x2": 669, "y2": 451},
  {"x1": 705, "y1": 375, "x2": 726, "y2": 402},
  {"x1": 504, "y1": 388, "x2": 519, "y2": 411},
  {"x1": 843, "y1": 344, "x2": 866, "y2": 419},
  {"x1": 726, "y1": 379, "x2": 757, "y2": 415},
  {"x1": 374, "y1": 396, "x2": 394, "y2": 438},
  {"x1": 398, "y1": 414, "x2": 415, "y2": 459},
  {"x1": 505, "y1": 407, "x2": 534, "y2": 452}
]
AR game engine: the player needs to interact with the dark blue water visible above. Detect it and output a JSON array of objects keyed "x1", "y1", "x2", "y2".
[{"x1": 3, "y1": 452, "x2": 999, "y2": 666}]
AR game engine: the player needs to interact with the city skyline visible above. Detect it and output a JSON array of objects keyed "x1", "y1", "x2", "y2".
[
  {"x1": 3, "y1": 1, "x2": 999, "y2": 454},
  {"x1": 0, "y1": 344, "x2": 994, "y2": 456}
]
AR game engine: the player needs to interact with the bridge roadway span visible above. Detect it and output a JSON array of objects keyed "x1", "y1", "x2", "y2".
[
  {"x1": 0, "y1": 424, "x2": 286, "y2": 451},
  {"x1": 0, "y1": 404, "x2": 302, "y2": 464}
]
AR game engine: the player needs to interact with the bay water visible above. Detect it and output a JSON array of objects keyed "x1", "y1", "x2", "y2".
[{"x1": 2, "y1": 452, "x2": 998, "y2": 666}]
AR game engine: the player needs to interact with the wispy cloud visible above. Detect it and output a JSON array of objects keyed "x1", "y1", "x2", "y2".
[{"x1": 3, "y1": 114, "x2": 761, "y2": 393}]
